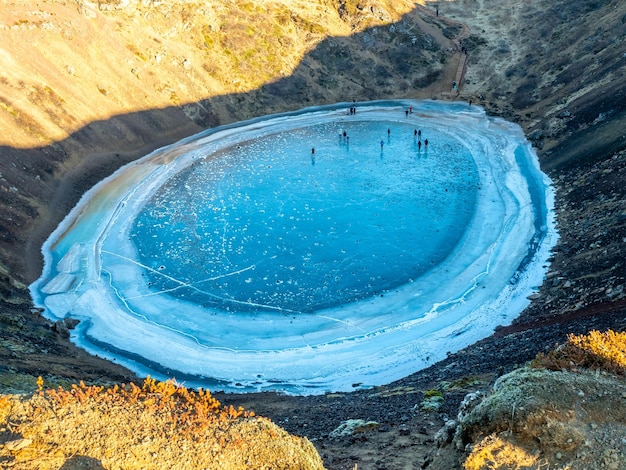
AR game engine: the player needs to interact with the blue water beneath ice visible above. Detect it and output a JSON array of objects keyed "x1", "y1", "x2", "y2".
[
  {"x1": 31, "y1": 100, "x2": 557, "y2": 395},
  {"x1": 130, "y1": 121, "x2": 477, "y2": 313}
]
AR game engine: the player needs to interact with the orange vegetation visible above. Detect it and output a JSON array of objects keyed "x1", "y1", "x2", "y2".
[
  {"x1": 40, "y1": 376, "x2": 253, "y2": 440},
  {"x1": 0, "y1": 377, "x2": 324, "y2": 469},
  {"x1": 532, "y1": 329, "x2": 626, "y2": 376}
]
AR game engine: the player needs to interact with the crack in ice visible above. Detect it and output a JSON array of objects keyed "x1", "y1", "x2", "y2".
[{"x1": 101, "y1": 249, "x2": 296, "y2": 313}]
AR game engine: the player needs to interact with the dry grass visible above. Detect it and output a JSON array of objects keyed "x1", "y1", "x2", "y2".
[
  {"x1": 464, "y1": 434, "x2": 539, "y2": 470},
  {"x1": 39, "y1": 376, "x2": 251, "y2": 440},
  {"x1": 0, "y1": 377, "x2": 324, "y2": 469},
  {"x1": 532, "y1": 329, "x2": 626, "y2": 376}
]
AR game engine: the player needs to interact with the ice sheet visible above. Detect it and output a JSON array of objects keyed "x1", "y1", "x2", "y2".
[{"x1": 30, "y1": 100, "x2": 557, "y2": 395}]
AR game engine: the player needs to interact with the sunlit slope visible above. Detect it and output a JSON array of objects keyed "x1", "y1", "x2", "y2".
[{"x1": 0, "y1": 0, "x2": 426, "y2": 147}]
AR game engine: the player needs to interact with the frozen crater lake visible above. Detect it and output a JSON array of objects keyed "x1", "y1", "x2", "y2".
[{"x1": 31, "y1": 100, "x2": 557, "y2": 394}]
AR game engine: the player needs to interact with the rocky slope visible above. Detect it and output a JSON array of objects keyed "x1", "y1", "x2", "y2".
[{"x1": 0, "y1": 0, "x2": 626, "y2": 468}]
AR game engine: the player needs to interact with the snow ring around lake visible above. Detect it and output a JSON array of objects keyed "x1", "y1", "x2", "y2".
[{"x1": 31, "y1": 100, "x2": 557, "y2": 395}]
